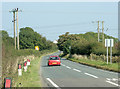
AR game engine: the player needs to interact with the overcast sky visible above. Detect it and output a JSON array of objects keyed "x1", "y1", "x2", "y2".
[{"x1": 1, "y1": 2, "x2": 118, "y2": 41}]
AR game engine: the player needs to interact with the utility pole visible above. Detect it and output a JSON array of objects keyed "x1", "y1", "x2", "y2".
[
  {"x1": 16, "y1": 8, "x2": 22, "y2": 50},
  {"x1": 13, "y1": 12, "x2": 16, "y2": 49},
  {"x1": 102, "y1": 21, "x2": 104, "y2": 43},
  {"x1": 16, "y1": 8, "x2": 19, "y2": 50},
  {"x1": 92, "y1": 21, "x2": 105, "y2": 42},
  {"x1": 10, "y1": 8, "x2": 22, "y2": 50},
  {"x1": 97, "y1": 21, "x2": 100, "y2": 42},
  {"x1": 9, "y1": 9, "x2": 17, "y2": 49}
]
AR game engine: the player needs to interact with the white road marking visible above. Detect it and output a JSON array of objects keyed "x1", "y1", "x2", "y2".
[
  {"x1": 106, "y1": 78, "x2": 118, "y2": 81},
  {"x1": 66, "y1": 66, "x2": 71, "y2": 69},
  {"x1": 46, "y1": 78, "x2": 60, "y2": 88},
  {"x1": 61, "y1": 64, "x2": 65, "y2": 66},
  {"x1": 85, "y1": 73, "x2": 98, "y2": 79},
  {"x1": 106, "y1": 78, "x2": 111, "y2": 81},
  {"x1": 106, "y1": 80, "x2": 119, "y2": 86},
  {"x1": 73, "y1": 68, "x2": 81, "y2": 72},
  {"x1": 112, "y1": 78, "x2": 118, "y2": 81}
]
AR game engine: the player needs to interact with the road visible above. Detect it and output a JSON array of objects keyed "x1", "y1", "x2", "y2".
[{"x1": 40, "y1": 52, "x2": 119, "y2": 89}]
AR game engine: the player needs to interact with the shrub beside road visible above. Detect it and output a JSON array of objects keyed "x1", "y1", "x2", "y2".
[{"x1": 1, "y1": 29, "x2": 57, "y2": 87}]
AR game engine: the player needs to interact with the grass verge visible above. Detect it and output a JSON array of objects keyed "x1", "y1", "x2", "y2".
[
  {"x1": 68, "y1": 58, "x2": 119, "y2": 73},
  {"x1": 13, "y1": 51, "x2": 57, "y2": 87}
]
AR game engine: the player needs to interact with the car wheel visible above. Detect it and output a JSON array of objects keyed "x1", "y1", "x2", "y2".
[{"x1": 48, "y1": 63, "x2": 49, "y2": 66}]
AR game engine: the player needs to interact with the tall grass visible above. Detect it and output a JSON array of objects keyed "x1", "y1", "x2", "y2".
[
  {"x1": 2, "y1": 40, "x2": 57, "y2": 87},
  {"x1": 67, "y1": 54, "x2": 119, "y2": 72}
]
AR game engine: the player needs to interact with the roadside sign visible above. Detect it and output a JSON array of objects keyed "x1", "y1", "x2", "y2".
[
  {"x1": 35, "y1": 46, "x2": 39, "y2": 50},
  {"x1": 105, "y1": 39, "x2": 114, "y2": 64},
  {"x1": 105, "y1": 39, "x2": 114, "y2": 47}
]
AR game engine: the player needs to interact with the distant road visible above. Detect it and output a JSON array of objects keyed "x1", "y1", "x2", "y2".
[{"x1": 40, "y1": 52, "x2": 119, "y2": 88}]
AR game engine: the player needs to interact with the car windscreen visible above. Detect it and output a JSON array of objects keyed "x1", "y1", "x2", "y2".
[{"x1": 50, "y1": 57, "x2": 59, "y2": 60}]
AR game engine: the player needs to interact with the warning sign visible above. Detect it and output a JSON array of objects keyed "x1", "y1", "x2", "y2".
[{"x1": 35, "y1": 46, "x2": 39, "y2": 50}]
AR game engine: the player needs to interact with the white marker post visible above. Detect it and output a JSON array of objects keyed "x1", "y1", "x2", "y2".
[
  {"x1": 18, "y1": 64, "x2": 22, "y2": 76},
  {"x1": 24, "y1": 62, "x2": 27, "y2": 72},
  {"x1": 27, "y1": 59, "x2": 30, "y2": 66}
]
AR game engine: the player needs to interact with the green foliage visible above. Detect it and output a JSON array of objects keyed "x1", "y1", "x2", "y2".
[
  {"x1": 57, "y1": 32, "x2": 119, "y2": 56},
  {"x1": 1, "y1": 30, "x2": 14, "y2": 46},
  {"x1": 19, "y1": 27, "x2": 57, "y2": 50},
  {"x1": 1, "y1": 30, "x2": 9, "y2": 38},
  {"x1": 90, "y1": 42, "x2": 106, "y2": 55},
  {"x1": 1, "y1": 30, "x2": 57, "y2": 87}
]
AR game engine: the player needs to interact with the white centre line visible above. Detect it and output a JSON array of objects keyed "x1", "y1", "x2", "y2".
[
  {"x1": 46, "y1": 78, "x2": 60, "y2": 88},
  {"x1": 84, "y1": 73, "x2": 98, "y2": 79},
  {"x1": 73, "y1": 68, "x2": 81, "y2": 72},
  {"x1": 106, "y1": 78, "x2": 111, "y2": 81},
  {"x1": 106, "y1": 80, "x2": 119, "y2": 87},
  {"x1": 66, "y1": 66, "x2": 71, "y2": 69}
]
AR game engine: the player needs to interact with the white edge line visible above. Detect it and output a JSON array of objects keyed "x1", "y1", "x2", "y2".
[
  {"x1": 66, "y1": 66, "x2": 71, "y2": 69},
  {"x1": 46, "y1": 78, "x2": 59, "y2": 88},
  {"x1": 85, "y1": 73, "x2": 98, "y2": 79},
  {"x1": 73, "y1": 68, "x2": 81, "y2": 72},
  {"x1": 106, "y1": 80, "x2": 119, "y2": 87}
]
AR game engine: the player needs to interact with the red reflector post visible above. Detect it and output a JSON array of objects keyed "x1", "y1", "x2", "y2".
[
  {"x1": 18, "y1": 64, "x2": 22, "y2": 69},
  {"x1": 24, "y1": 62, "x2": 26, "y2": 66},
  {"x1": 5, "y1": 78, "x2": 12, "y2": 89},
  {"x1": 27, "y1": 59, "x2": 30, "y2": 62}
]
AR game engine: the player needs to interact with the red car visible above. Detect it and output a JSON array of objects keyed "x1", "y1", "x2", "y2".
[{"x1": 48, "y1": 56, "x2": 61, "y2": 66}]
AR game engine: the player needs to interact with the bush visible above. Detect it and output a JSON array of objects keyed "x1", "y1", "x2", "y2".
[{"x1": 1, "y1": 30, "x2": 57, "y2": 87}]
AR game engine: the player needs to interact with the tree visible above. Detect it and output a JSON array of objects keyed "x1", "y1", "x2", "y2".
[
  {"x1": 19, "y1": 27, "x2": 57, "y2": 50},
  {"x1": 57, "y1": 32, "x2": 119, "y2": 56}
]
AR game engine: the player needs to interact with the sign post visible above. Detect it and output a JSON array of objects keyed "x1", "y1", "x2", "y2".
[
  {"x1": 107, "y1": 40, "x2": 108, "y2": 64},
  {"x1": 105, "y1": 39, "x2": 114, "y2": 64},
  {"x1": 110, "y1": 39, "x2": 113, "y2": 64}
]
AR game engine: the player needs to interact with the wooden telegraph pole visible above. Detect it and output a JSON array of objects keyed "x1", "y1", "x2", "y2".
[
  {"x1": 13, "y1": 12, "x2": 16, "y2": 49},
  {"x1": 102, "y1": 21, "x2": 104, "y2": 43},
  {"x1": 97, "y1": 21, "x2": 100, "y2": 42},
  {"x1": 16, "y1": 8, "x2": 19, "y2": 50},
  {"x1": 10, "y1": 9, "x2": 17, "y2": 49},
  {"x1": 10, "y1": 8, "x2": 22, "y2": 50},
  {"x1": 16, "y1": 8, "x2": 22, "y2": 50},
  {"x1": 92, "y1": 21, "x2": 105, "y2": 42}
]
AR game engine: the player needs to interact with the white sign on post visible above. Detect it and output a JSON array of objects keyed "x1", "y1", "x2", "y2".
[
  {"x1": 105, "y1": 39, "x2": 114, "y2": 64},
  {"x1": 105, "y1": 39, "x2": 114, "y2": 47}
]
